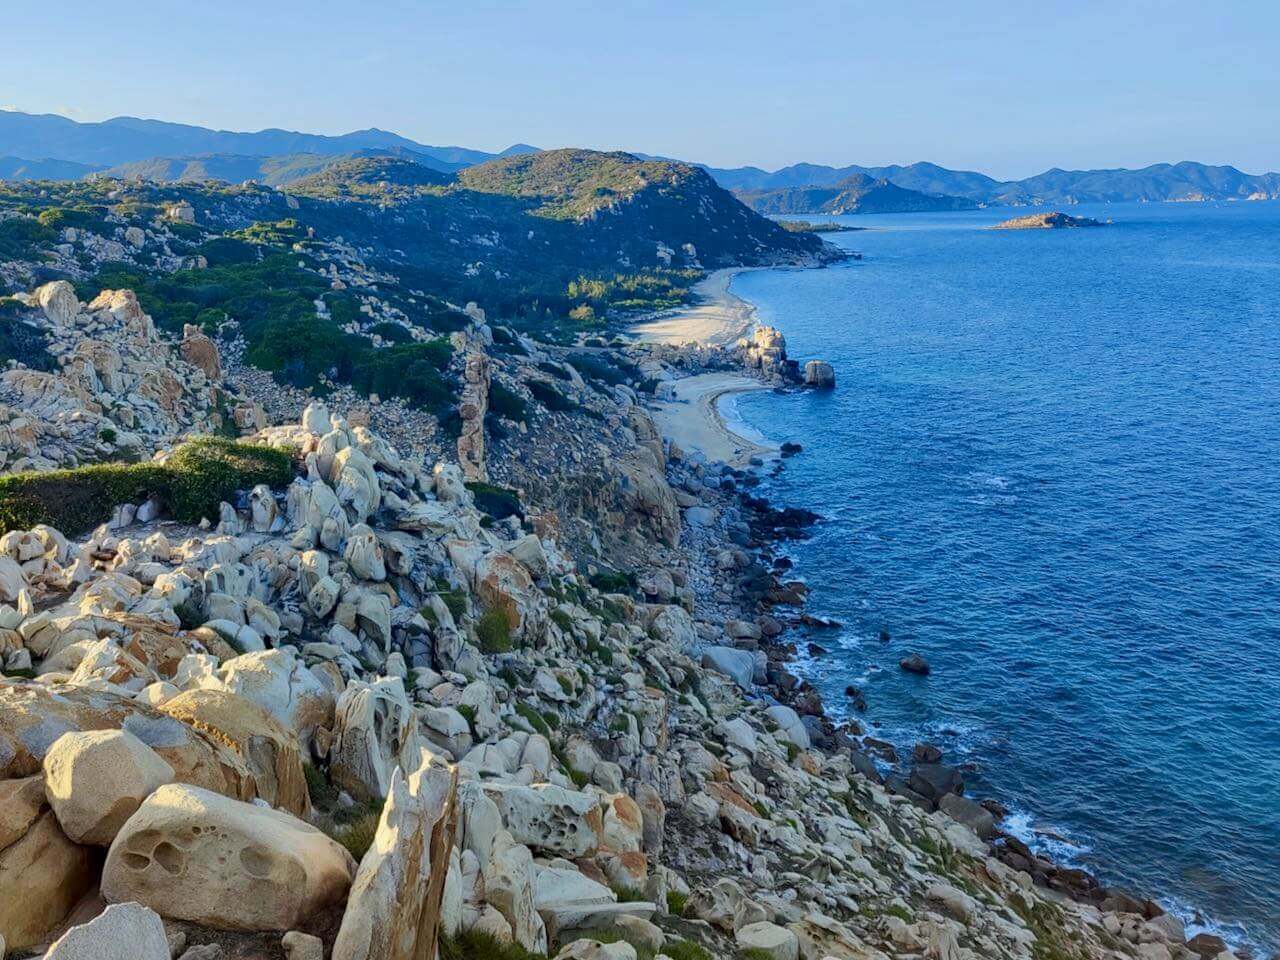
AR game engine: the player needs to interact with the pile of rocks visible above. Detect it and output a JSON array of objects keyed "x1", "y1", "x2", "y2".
[{"x1": 0, "y1": 282, "x2": 236, "y2": 473}]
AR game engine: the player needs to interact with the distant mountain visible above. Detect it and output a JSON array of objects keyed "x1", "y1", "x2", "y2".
[
  {"x1": 735, "y1": 173, "x2": 977, "y2": 215},
  {"x1": 0, "y1": 155, "x2": 102, "y2": 180},
  {"x1": 101, "y1": 146, "x2": 466, "y2": 186},
  {"x1": 707, "y1": 159, "x2": 1280, "y2": 205},
  {"x1": 988, "y1": 162, "x2": 1280, "y2": 204},
  {"x1": 0, "y1": 109, "x2": 533, "y2": 173}
]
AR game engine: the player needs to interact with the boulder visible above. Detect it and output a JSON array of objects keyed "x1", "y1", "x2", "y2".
[
  {"x1": 102, "y1": 783, "x2": 356, "y2": 931},
  {"x1": 937, "y1": 792, "x2": 997, "y2": 841},
  {"x1": 202, "y1": 648, "x2": 335, "y2": 752},
  {"x1": 329, "y1": 677, "x2": 424, "y2": 802},
  {"x1": 803, "y1": 360, "x2": 836, "y2": 389},
  {"x1": 283, "y1": 931, "x2": 325, "y2": 960},
  {"x1": 483, "y1": 783, "x2": 602, "y2": 858},
  {"x1": 737, "y1": 921, "x2": 801, "y2": 960},
  {"x1": 0, "y1": 683, "x2": 248, "y2": 800},
  {"x1": 158, "y1": 688, "x2": 311, "y2": 816},
  {"x1": 332, "y1": 757, "x2": 458, "y2": 960},
  {"x1": 486, "y1": 837, "x2": 549, "y2": 953},
  {"x1": 899, "y1": 654, "x2": 930, "y2": 675},
  {"x1": 701, "y1": 646, "x2": 755, "y2": 689},
  {"x1": 555, "y1": 940, "x2": 637, "y2": 960},
  {"x1": 43, "y1": 901, "x2": 170, "y2": 960},
  {"x1": 910, "y1": 764, "x2": 964, "y2": 802},
  {"x1": 42, "y1": 728, "x2": 175, "y2": 845},
  {"x1": 787, "y1": 912, "x2": 888, "y2": 960},
  {"x1": 684, "y1": 877, "x2": 767, "y2": 933},
  {"x1": 0, "y1": 810, "x2": 99, "y2": 951}
]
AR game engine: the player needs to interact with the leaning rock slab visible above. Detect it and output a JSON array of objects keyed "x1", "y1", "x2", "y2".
[
  {"x1": 102, "y1": 783, "x2": 355, "y2": 931},
  {"x1": 332, "y1": 756, "x2": 457, "y2": 960},
  {"x1": 159, "y1": 688, "x2": 311, "y2": 816}
]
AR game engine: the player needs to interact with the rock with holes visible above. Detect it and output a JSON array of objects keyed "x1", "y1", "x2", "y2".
[
  {"x1": 483, "y1": 782, "x2": 602, "y2": 859},
  {"x1": 102, "y1": 783, "x2": 356, "y2": 931},
  {"x1": 685, "y1": 877, "x2": 768, "y2": 933},
  {"x1": 42, "y1": 728, "x2": 176, "y2": 845},
  {"x1": 329, "y1": 676, "x2": 424, "y2": 801},
  {"x1": 43, "y1": 901, "x2": 170, "y2": 960}
]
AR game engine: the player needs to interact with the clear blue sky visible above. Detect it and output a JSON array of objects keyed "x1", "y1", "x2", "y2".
[{"x1": 4, "y1": 0, "x2": 1276, "y2": 179}]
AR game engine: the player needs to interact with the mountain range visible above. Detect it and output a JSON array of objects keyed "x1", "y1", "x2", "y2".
[{"x1": 1, "y1": 109, "x2": 1278, "y2": 207}]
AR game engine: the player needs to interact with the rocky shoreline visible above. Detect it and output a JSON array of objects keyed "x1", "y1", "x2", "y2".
[{"x1": 625, "y1": 273, "x2": 1255, "y2": 960}]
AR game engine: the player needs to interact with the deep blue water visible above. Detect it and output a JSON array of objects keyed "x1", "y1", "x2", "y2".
[{"x1": 731, "y1": 202, "x2": 1280, "y2": 950}]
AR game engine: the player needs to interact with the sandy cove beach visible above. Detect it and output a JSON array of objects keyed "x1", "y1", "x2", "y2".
[{"x1": 630, "y1": 268, "x2": 778, "y2": 466}]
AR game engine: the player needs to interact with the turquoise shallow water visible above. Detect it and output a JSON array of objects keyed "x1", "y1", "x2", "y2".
[{"x1": 731, "y1": 202, "x2": 1280, "y2": 950}]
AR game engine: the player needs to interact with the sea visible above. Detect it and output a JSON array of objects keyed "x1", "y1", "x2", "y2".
[{"x1": 726, "y1": 201, "x2": 1280, "y2": 951}]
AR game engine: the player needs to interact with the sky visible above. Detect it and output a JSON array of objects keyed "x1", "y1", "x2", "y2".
[{"x1": 2, "y1": 0, "x2": 1277, "y2": 179}]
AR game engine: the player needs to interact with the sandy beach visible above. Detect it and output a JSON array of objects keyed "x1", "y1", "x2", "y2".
[
  {"x1": 629, "y1": 268, "x2": 760, "y2": 347},
  {"x1": 631, "y1": 268, "x2": 777, "y2": 466}
]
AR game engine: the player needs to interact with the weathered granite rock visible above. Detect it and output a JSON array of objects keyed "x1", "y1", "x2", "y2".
[
  {"x1": 43, "y1": 901, "x2": 170, "y2": 960},
  {"x1": 158, "y1": 688, "x2": 311, "y2": 816},
  {"x1": 42, "y1": 727, "x2": 176, "y2": 844},
  {"x1": 332, "y1": 756, "x2": 457, "y2": 960},
  {"x1": 102, "y1": 783, "x2": 356, "y2": 931},
  {"x1": 0, "y1": 810, "x2": 99, "y2": 950}
]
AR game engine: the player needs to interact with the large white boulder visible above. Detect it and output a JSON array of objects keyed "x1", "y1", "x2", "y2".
[
  {"x1": 102, "y1": 783, "x2": 356, "y2": 931},
  {"x1": 483, "y1": 783, "x2": 602, "y2": 858},
  {"x1": 43, "y1": 728, "x2": 175, "y2": 845}
]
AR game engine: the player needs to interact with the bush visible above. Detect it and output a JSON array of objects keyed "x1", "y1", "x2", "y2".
[
  {"x1": 514, "y1": 702, "x2": 551, "y2": 737},
  {"x1": 466, "y1": 482, "x2": 521, "y2": 521},
  {"x1": 440, "y1": 931, "x2": 547, "y2": 960},
  {"x1": 566, "y1": 352, "x2": 638, "y2": 386},
  {"x1": 476, "y1": 609, "x2": 514, "y2": 653},
  {"x1": 488, "y1": 382, "x2": 528, "y2": 422},
  {"x1": 368, "y1": 321, "x2": 414, "y2": 344},
  {"x1": 667, "y1": 890, "x2": 689, "y2": 915},
  {"x1": 526, "y1": 379, "x2": 576, "y2": 413},
  {"x1": 588, "y1": 570, "x2": 633, "y2": 593},
  {"x1": 664, "y1": 941, "x2": 713, "y2": 960},
  {"x1": 0, "y1": 437, "x2": 294, "y2": 535},
  {"x1": 332, "y1": 807, "x2": 380, "y2": 861}
]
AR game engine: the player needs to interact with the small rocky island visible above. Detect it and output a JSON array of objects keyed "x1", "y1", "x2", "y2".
[{"x1": 993, "y1": 210, "x2": 1105, "y2": 229}]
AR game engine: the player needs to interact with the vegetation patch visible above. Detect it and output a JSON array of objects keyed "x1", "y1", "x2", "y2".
[
  {"x1": 0, "y1": 437, "x2": 294, "y2": 535},
  {"x1": 526, "y1": 379, "x2": 577, "y2": 413},
  {"x1": 466, "y1": 482, "x2": 522, "y2": 521},
  {"x1": 476, "y1": 609, "x2": 514, "y2": 654}
]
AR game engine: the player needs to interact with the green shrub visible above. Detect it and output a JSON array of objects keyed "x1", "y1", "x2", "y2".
[
  {"x1": 440, "y1": 931, "x2": 547, "y2": 960},
  {"x1": 0, "y1": 437, "x2": 293, "y2": 535},
  {"x1": 664, "y1": 941, "x2": 713, "y2": 960},
  {"x1": 488, "y1": 382, "x2": 528, "y2": 422},
  {"x1": 667, "y1": 890, "x2": 689, "y2": 915},
  {"x1": 527, "y1": 379, "x2": 576, "y2": 412},
  {"x1": 97, "y1": 427, "x2": 117, "y2": 444},
  {"x1": 550, "y1": 609, "x2": 574, "y2": 632},
  {"x1": 0, "y1": 217, "x2": 57, "y2": 259},
  {"x1": 303, "y1": 763, "x2": 340, "y2": 810},
  {"x1": 742, "y1": 949, "x2": 776, "y2": 960},
  {"x1": 333, "y1": 807, "x2": 380, "y2": 862},
  {"x1": 368, "y1": 321, "x2": 414, "y2": 343},
  {"x1": 466, "y1": 482, "x2": 521, "y2": 521},
  {"x1": 514, "y1": 702, "x2": 551, "y2": 737},
  {"x1": 588, "y1": 570, "x2": 633, "y2": 593},
  {"x1": 476, "y1": 609, "x2": 514, "y2": 653}
]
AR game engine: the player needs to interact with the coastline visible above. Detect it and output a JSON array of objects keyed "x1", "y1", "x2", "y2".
[
  {"x1": 630, "y1": 267, "x2": 779, "y2": 467},
  {"x1": 628, "y1": 261, "x2": 1258, "y2": 955}
]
